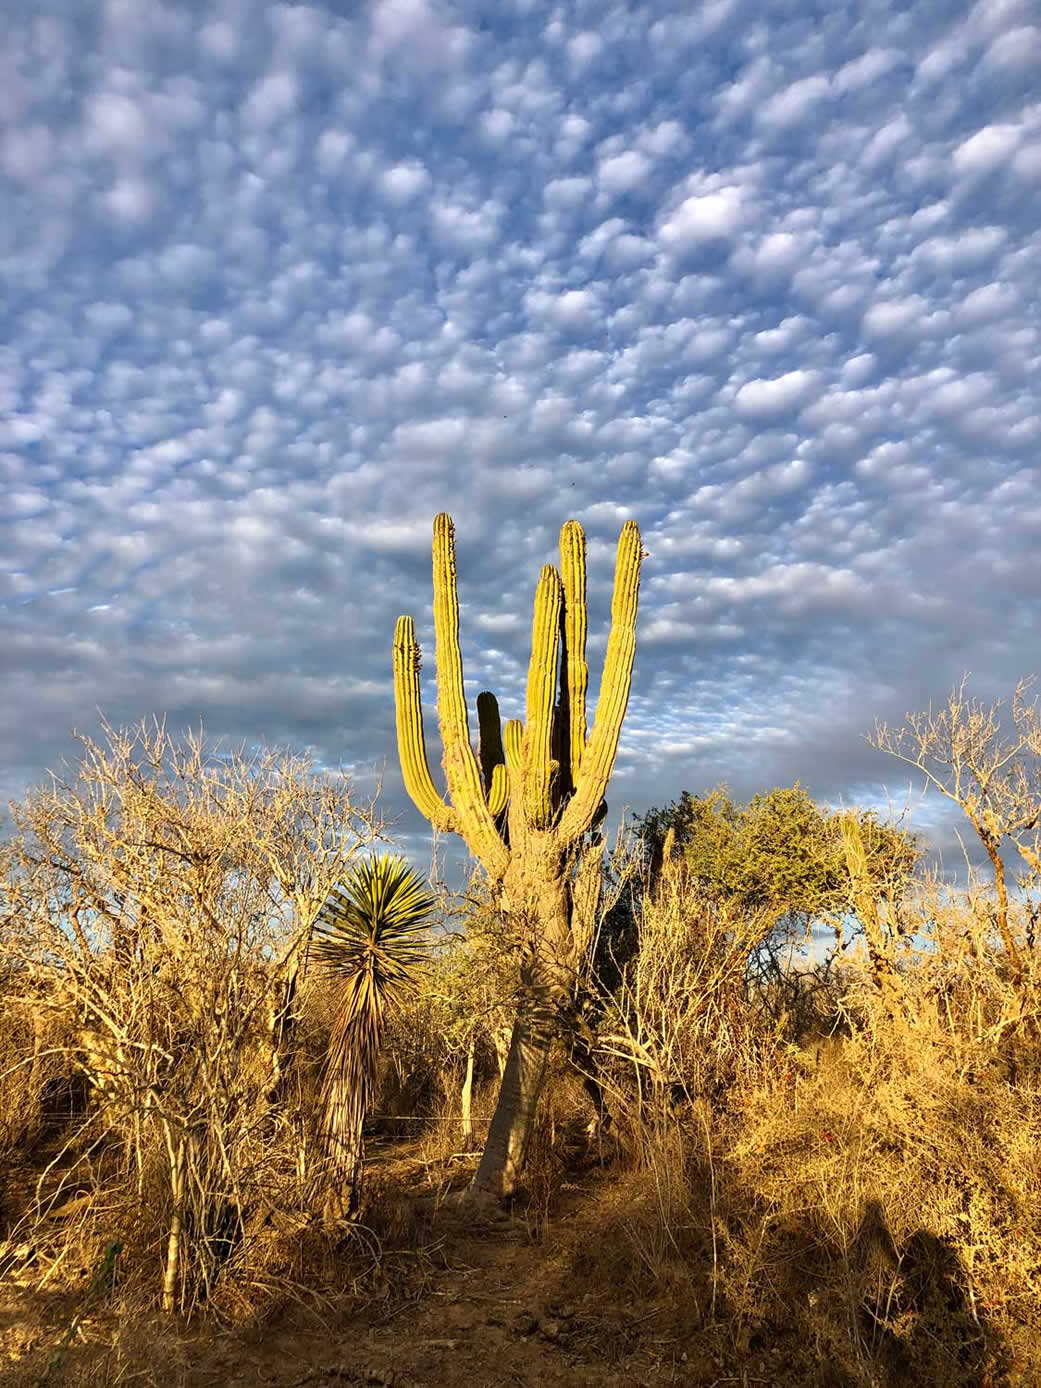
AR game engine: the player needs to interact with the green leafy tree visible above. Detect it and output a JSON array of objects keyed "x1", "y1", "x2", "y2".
[
  {"x1": 633, "y1": 783, "x2": 920, "y2": 945},
  {"x1": 311, "y1": 855, "x2": 436, "y2": 1215}
]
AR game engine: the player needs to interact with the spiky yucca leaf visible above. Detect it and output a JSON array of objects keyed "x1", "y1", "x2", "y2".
[
  {"x1": 312, "y1": 854, "x2": 435, "y2": 1019},
  {"x1": 311, "y1": 855, "x2": 435, "y2": 1215}
]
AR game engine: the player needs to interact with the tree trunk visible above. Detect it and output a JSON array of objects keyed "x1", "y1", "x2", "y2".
[
  {"x1": 492, "y1": 1027, "x2": 510, "y2": 1079},
  {"x1": 980, "y1": 829, "x2": 1021, "y2": 973},
  {"x1": 841, "y1": 813, "x2": 907, "y2": 1021},
  {"x1": 265, "y1": 951, "x2": 301, "y2": 1105},
  {"x1": 162, "y1": 1129, "x2": 186, "y2": 1314},
  {"x1": 460, "y1": 1035, "x2": 475, "y2": 1146}
]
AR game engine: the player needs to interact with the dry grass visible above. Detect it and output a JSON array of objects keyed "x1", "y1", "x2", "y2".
[
  {"x1": 564, "y1": 870, "x2": 1041, "y2": 1386},
  {"x1": 4, "y1": 756, "x2": 1041, "y2": 1384}
]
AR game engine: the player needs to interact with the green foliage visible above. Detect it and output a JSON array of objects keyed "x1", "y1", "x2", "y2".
[{"x1": 634, "y1": 783, "x2": 921, "y2": 931}]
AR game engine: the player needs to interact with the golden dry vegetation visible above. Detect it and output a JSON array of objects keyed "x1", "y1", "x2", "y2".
[{"x1": 2, "y1": 696, "x2": 1041, "y2": 1388}]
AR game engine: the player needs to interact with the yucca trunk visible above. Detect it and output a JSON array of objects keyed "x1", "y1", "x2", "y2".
[
  {"x1": 322, "y1": 1078, "x2": 365, "y2": 1216},
  {"x1": 321, "y1": 1011, "x2": 377, "y2": 1216},
  {"x1": 312, "y1": 856, "x2": 435, "y2": 1216}
]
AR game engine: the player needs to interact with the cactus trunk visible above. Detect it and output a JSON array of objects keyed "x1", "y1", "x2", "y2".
[
  {"x1": 469, "y1": 961, "x2": 556, "y2": 1198},
  {"x1": 392, "y1": 513, "x2": 642, "y2": 1203}
]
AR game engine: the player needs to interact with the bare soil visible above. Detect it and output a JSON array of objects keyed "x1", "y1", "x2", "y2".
[{"x1": 2, "y1": 1163, "x2": 767, "y2": 1388}]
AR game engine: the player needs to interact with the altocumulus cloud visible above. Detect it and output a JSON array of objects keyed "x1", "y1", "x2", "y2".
[{"x1": 2, "y1": 0, "x2": 1041, "y2": 879}]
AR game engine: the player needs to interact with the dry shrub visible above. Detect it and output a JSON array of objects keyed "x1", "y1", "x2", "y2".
[
  {"x1": 512, "y1": 1063, "x2": 595, "y2": 1234},
  {"x1": 0, "y1": 721, "x2": 383, "y2": 1322},
  {"x1": 564, "y1": 865, "x2": 768, "y2": 1326},
  {"x1": 597, "y1": 857, "x2": 776, "y2": 1155},
  {"x1": 721, "y1": 879, "x2": 1041, "y2": 1383},
  {"x1": 0, "y1": 976, "x2": 82, "y2": 1181},
  {"x1": 570, "y1": 862, "x2": 1041, "y2": 1384}
]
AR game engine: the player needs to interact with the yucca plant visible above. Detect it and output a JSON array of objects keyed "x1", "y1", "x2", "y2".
[{"x1": 310, "y1": 854, "x2": 436, "y2": 1215}]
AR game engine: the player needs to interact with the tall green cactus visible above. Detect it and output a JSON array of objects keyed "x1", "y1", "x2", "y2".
[
  {"x1": 393, "y1": 513, "x2": 643, "y2": 1199},
  {"x1": 394, "y1": 515, "x2": 641, "y2": 881}
]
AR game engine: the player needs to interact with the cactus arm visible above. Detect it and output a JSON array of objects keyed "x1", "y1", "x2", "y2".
[
  {"x1": 393, "y1": 616, "x2": 457, "y2": 834},
  {"x1": 503, "y1": 719, "x2": 524, "y2": 777},
  {"x1": 502, "y1": 718, "x2": 528, "y2": 855},
  {"x1": 477, "y1": 691, "x2": 510, "y2": 817},
  {"x1": 559, "y1": 520, "x2": 588, "y2": 793},
  {"x1": 477, "y1": 692, "x2": 506, "y2": 792},
  {"x1": 488, "y1": 763, "x2": 509, "y2": 817},
  {"x1": 431, "y1": 515, "x2": 509, "y2": 878},
  {"x1": 523, "y1": 565, "x2": 563, "y2": 829},
  {"x1": 557, "y1": 521, "x2": 642, "y2": 844}
]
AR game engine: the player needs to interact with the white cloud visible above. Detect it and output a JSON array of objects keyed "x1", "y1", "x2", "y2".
[
  {"x1": 834, "y1": 49, "x2": 902, "y2": 93},
  {"x1": 861, "y1": 114, "x2": 911, "y2": 167},
  {"x1": 381, "y1": 161, "x2": 431, "y2": 202},
  {"x1": 84, "y1": 90, "x2": 149, "y2": 155},
  {"x1": 912, "y1": 226, "x2": 1006, "y2": 272},
  {"x1": 659, "y1": 187, "x2": 745, "y2": 249},
  {"x1": 981, "y1": 25, "x2": 1041, "y2": 72},
  {"x1": 567, "y1": 31, "x2": 602, "y2": 68},
  {"x1": 958, "y1": 281, "x2": 1018, "y2": 324},
  {"x1": 597, "y1": 148, "x2": 652, "y2": 196},
  {"x1": 734, "y1": 370, "x2": 819, "y2": 419},
  {"x1": 241, "y1": 70, "x2": 297, "y2": 130},
  {"x1": 758, "y1": 74, "x2": 831, "y2": 130},
  {"x1": 862, "y1": 296, "x2": 927, "y2": 339},
  {"x1": 0, "y1": 0, "x2": 1038, "y2": 888},
  {"x1": 543, "y1": 176, "x2": 592, "y2": 209},
  {"x1": 317, "y1": 129, "x2": 353, "y2": 171},
  {"x1": 104, "y1": 174, "x2": 154, "y2": 222},
  {"x1": 953, "y1": 123, "x2": 1022, "y2": 175},
  {"x1": 750, "y1": 232, "x2": 802, "y2": 275}
]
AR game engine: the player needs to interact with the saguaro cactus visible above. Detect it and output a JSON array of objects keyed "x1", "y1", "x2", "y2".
[{"x1": 393, "y1": 513, "x2": 642, "y2": 1198}]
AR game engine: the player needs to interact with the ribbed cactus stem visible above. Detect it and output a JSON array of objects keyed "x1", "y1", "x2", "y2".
[
  {"x1": 477, "y1": 692, "x2": 505, "y2": 788},
  {"x1": 503, "y1": 719, "x2": 524, "y2": 776},
  {"x1": 524, "y1": 565, "x2": 563, "y2": 829},
  {"x1": 487, "y1": 763, "x2": 509, "y2": 817},
  {"x1": 477, "y1": 691, "x2": 510, "y2": 817},
  {"x1": 558, "y1": 520, "x2": 642, "y2": 844},
  {"x1": 559, "y1": 520, "x2": 588, "y2": 792},
  {"x1": 503, "y1": 717, "x2": 527, "y2": 857},
  {"x1": 392, "y1": 616, "x2": 457, "y2": 834},
  {"x1": 431, "y1": 515, "x2": 509, "y2": 877}
]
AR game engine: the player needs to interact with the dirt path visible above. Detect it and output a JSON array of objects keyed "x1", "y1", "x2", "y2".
[
  {"x1": 182, "y1": 1181, "x2": 697, "y2": 1388},
  {"x1": 3, "y1": 1151, "x2": 748, "y2": 1387}
]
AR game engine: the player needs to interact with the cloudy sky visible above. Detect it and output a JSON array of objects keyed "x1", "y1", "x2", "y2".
[{"x1": 3, "y1": 0, "x2": 1040, "y2": 879}]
